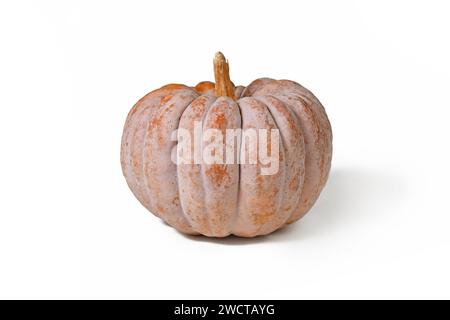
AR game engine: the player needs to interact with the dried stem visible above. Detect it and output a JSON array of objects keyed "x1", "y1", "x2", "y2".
[{"x1": 213, "y1": 52, "x2": 235, "y2": 99}]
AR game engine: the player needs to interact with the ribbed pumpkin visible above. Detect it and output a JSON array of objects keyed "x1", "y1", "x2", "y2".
[{"x1": 121, "y1": 52, "x2": 332, "y2": 237}]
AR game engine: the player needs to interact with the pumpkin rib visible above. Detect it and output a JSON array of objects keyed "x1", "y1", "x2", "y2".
[
  {"x1": 282, "y1": 93, "x2": 329, "y2": 223},
  {"x1": 140, "y1": 95, "x2": 170, "y2": 216},
  {"x1": 230, "y1": 97, "x2": 251, "y2": 236},
  {"x1": 135, "y1": 96, "x2": 164, "y2": 214},
  {"x1": 197, "y1": 96, "x2": 218, "y2": 235},
  {"x1": 177, "y1": 95, "x2": 216, "y2": 235},
  {"x1": 253, "y1": 95, "x2": 306, "y2": 229},
  {"x1": 121, "y1": 97, "x2": 148, "y2": 203},
  {"x1": 231, "y1": 97, "x2": 286, "y2": 237},
  {"x1": 140, "y1": 93, "x2": 187, "y2": 213},
  {"x1": 122, "y1": 94, "x2": 166, "y2": 212},
  {"x1": 130, "y1": 88, "x2": 192, "y2": 215},
  {"x1": 142, "y1": 88, "x2": 199, "y2": 234},
  {"x1": 293, "y1": 93, "x2": 332, "y2": 191},
  {"x1": 122, "y1": 86, "x2": 195, "y2": 214},
  {"x1": 252, "y1": 97, "x2": 287, "y2": 235},
  {"x1": 121, "y1": 103, "x2": 144, "y2": 206},
  {"x1": 201, "y1": 97, "x2": 241, "y2": 236}
]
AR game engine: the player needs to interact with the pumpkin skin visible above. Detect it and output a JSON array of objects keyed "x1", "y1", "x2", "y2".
[{"x1": 121, "y1": 77, "x2": 332, "y2": 237}]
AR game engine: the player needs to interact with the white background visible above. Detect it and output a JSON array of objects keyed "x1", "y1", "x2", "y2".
[{"x1": 0, "y1": 0, "x2": 449, "y2": 299}]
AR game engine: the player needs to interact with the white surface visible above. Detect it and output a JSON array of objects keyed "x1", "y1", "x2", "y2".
[{"x1": 0, "y1": 0, "x2": 449, "y2": 299}]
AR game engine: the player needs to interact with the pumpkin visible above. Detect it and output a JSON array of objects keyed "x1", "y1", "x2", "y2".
[{"x1": 121, "y1": 52, "x2": 332, "y2": 237}]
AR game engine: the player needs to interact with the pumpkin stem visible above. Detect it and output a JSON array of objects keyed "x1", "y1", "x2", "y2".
[{"x1": 213, "y1": 52, "x2": 235, "y2": 99}]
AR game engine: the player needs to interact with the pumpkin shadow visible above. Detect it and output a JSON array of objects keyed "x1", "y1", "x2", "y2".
[
  {"x1": 269, "y1": 166, "x2": 407, "y2": 242},
  {"x1": 179, "y1": 167, "x2": 406, "y2": 245}
]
